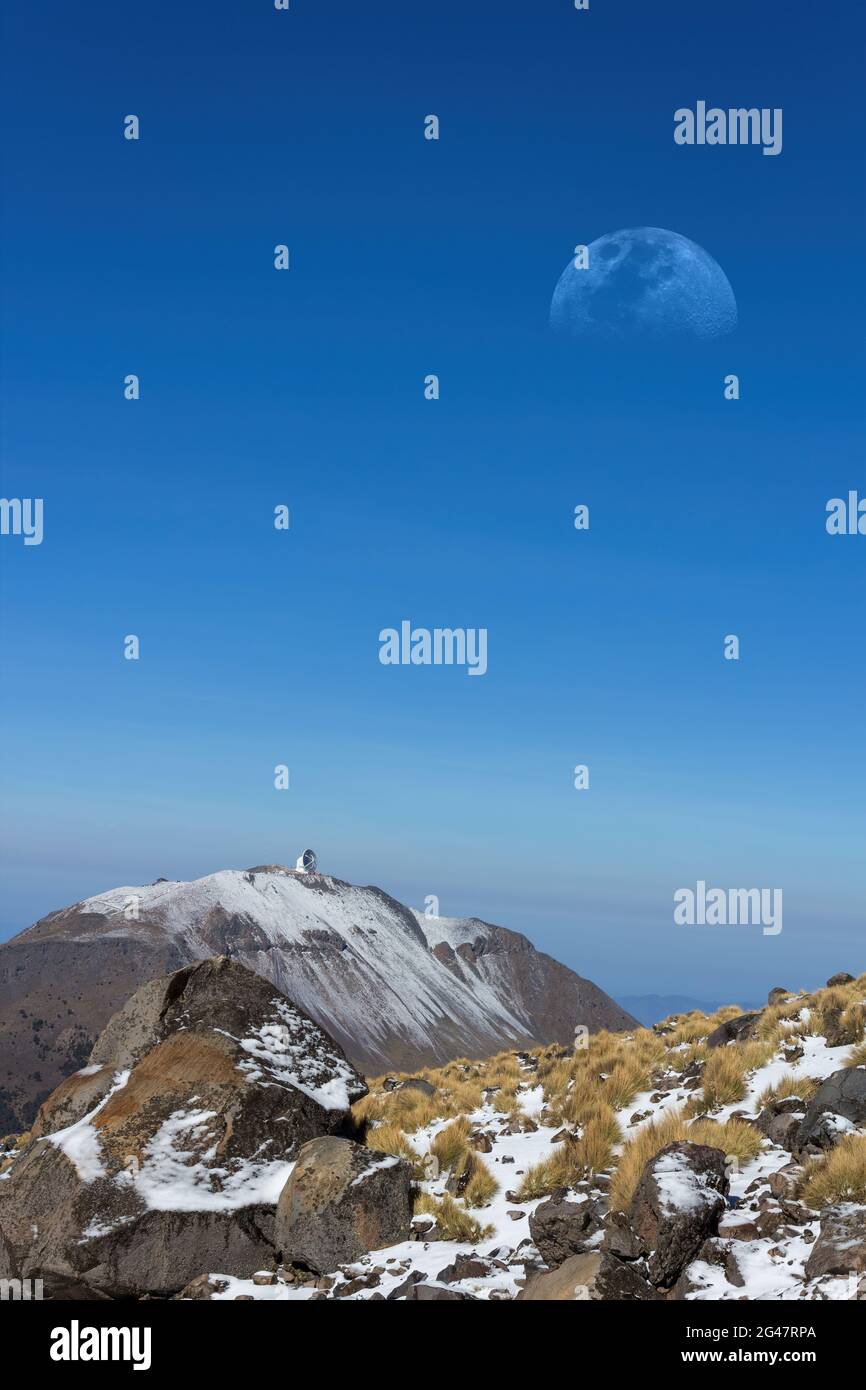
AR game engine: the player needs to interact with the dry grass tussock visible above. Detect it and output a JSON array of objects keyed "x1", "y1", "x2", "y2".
[
  {"x1": 756, "y1": 1072, "x2": 819, "y2": 1110},
  {"x1": 413, "y1": 1191, "x2": 493, "y2": 1242},
  {"x1": 427, "y1": 1118, "x2": 499, "y2": 1209},
  {"x1": 799, "y1": 1135, "x2": 866, "y2": 1208},
  {"x1": 699, "y1": 1039, "x2": 774, "y2": 1110},
  {"x1": 364, "y1": 1121, "x2": 424, "y2": 1173}
]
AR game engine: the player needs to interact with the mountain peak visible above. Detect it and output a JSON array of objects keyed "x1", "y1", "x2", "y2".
[{"x1": 0, "y1": 866, "x2": 636, "y2": 1133}]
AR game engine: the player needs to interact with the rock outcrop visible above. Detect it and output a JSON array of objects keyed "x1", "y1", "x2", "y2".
[
  {"x1": 795, "y1": 1068, "x2": 866, "y2": 1152},
  {"x1": 528, "y1": 1188, "x2": 605, "y2": 1267},
  {"x1": 597, "y1": 1142, "x2": 729, "y2": 1298},
  {"x1": 518, "y1": 1252, "x2": 602, "y2": 1300},
  {"x1": 275, "y1": 1135, "x2": 413, "y2": 1273},
  {"x1": 706, "y1": 1012, "x2": 760, "y2": 1049},
  {"x1": 0, "y1": 958, "x2": 366, "y2": 1298},
  {"x1": 804, "y1": 1204, "x2": 866, "y2": 1279}
]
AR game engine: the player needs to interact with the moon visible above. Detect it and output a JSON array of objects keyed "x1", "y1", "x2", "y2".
[{"x1": 550, "y1": 227, "x2": 737, "y2": 340}]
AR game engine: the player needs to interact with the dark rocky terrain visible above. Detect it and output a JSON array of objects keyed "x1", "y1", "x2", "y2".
[{"x1": 1, "y1": 964, "x2": 864, "y2": 1302}]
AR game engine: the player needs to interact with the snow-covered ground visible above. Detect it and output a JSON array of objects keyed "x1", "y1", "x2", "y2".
[{"x1": 208, "y1": 1020, "x2": 866, "y2": 1302}]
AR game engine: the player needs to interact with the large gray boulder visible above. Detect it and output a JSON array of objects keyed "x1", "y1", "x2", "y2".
[
  {"x1": 0, "y1": 958, "x2": 366, "y2": 1298},
  {"x1": 795, "y1": 1067, "x2": 866, "y2": 1152},
  {"x1": 275, "y1": 1135, "x2": 413, "y2": 1273},
  {"x1": 597, "y1": 1141, "x2": 728, "y2": 1298}
]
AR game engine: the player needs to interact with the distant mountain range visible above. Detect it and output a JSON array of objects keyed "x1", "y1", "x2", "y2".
[
  {"x1": 0, "y1": 865, "x2": 637, "y2": 1131},
  {"x1": 616, "y1": 994, "x2": 764, "y2": 1027}
]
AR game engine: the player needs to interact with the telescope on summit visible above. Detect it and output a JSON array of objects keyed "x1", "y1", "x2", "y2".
[{"x1": 295, "y1": 848, "x2": 318, "y2": 874}]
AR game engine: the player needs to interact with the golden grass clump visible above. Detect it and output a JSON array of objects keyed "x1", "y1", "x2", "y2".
[
  {"x1": 665, "y1": 1013, "x2": 714, "y2": 1046},
  {"x1": 384, "y1": 1089, "x2": 440, "y2": 1132},
  {"x1": 352, "y1": 1080, "x2": 441, "y2": 1133},
  {"x1": 429, "y1": 1117, "x2": 471, "y2": 1171},
  {"x1": 440, "y1": 1079, "x2": 485, "y2": 1117},
  {"x1": 463, "y1": 1159, "x2": 499, "y2": 1209},
  {"x1": 757, "y1": 998, "x2": 806, "y2": 1040},
  {"x1": 514, "y1": 1101, "x2": 621, "y2": 1201},
  {"x1": 413, "y1": 1192, "x2": 493, "y2": 1243},
  {"x1": 756, "y1": 1072, "x2": 819, "y2": 1111},
  {"x1": 482, "y1": 1055, "x2": 524, "y2": 1097},
  {"x1": 846, "y1": 1038, "x2": 866, "y2": 1068},
  {"x1": 698, "y1": 1037, "x2": 774, "y2": 1110},
  {"x1": 351, "y1": 1091, "x2": 385, "y2": 1127},
  {"x1": 799, "y1": 1135, "x2": 866, "y2": 1209},
  {"x1": 559, "y1": 1071, "x2": 605, "y2": 1127},
  {"x1": 630, "y1": 1030, "x2": 667, "y2": 1072},
  {"x1": 426, "y1": 1118, "x2": 499, "y2": 1207},
  {"x1": 601, "y1": 1058, "x2": 647, "y2": 1110},
  {"x1": 490, "y1": 1086, "x2": 520, "y2": 1115},
  {"x1": 364, "y1": 1122, "x2": 424, "y2": 1174},
  {"x1": 801, "y1": 982, "x2": 866, "y2": 1045},
  {"x1": 688, "y1": 1117, "x2": 764, "y2": 1165},
  {"x1": 608, "y1": 1111, "x2": 689, "y2": 1211},
  {"x1": 740, "y1": 1038, "x2": 775, "y2": 1070},
  {"x1": 836, "y1": 999, "x2": 866, "y2": 1045},
  {"x1": 513, "y1": 1147, "x2": 581, "y2": 1201},
  {"x1": 573, "y1": 1103, "x2": 620, "y2": 1173},
  {"x1": 665, "y1": 1042, "x2": 709, "y2": 1077},
  {"x1": 700, "y1": 1048, "x2": 749, "y2": 1108}
]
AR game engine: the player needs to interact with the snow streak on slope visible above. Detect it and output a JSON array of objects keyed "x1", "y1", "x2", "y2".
[{"x1": 62, "y1": 870, "x2": 533, "y2": 1067}]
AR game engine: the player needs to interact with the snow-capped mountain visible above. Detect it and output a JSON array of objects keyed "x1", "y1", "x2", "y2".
[{"x1": 0, "y1": 865, "x2": 636, "y2": 1131}]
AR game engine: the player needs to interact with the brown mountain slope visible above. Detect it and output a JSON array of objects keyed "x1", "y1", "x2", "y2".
[{"x1": 0, "y1": 866, "x2": 637, "y2": 1131}]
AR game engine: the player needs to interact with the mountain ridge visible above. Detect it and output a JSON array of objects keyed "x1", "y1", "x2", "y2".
[{"x1": 0, "y1": 864, "x2": 637, "y2": 1131}]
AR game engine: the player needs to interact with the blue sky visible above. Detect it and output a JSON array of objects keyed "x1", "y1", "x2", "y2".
[{"x1": 1, "y1": 0, "x2": 864, "y2": 1003}]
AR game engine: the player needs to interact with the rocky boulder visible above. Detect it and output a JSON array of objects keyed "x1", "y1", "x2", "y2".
[
  {"x1": 706, "y1": 1012, "x2": 760, "y2": 1049},
  {"x1": 0, "y1": 958, "x2": 366, "y2": 1298},
  {"x1": 597, "y1": 1142, "x2": 728, "y2": 1298},
  {"x1": 756, "y1": 1094, "x2": 809, "y2": 1151},
  {"x1": 275, "y1": 1136, "x2": 413, "y2": 1273},
  {"x1": 436, "y1": 1253, "x2": 496, "y2": 1282},
  {"x1": 804, "y1": 1204, "x2": 866, "y2": 1279},
  {"x1": 795, "y1": 1067, "x2": 866, "y2": 1152},
  {"x1": 671, "y1": 1237, "x2": 745, "y2": 1298},
  {"x1": 629, "y1": 1142, "x2": 729, "y2": 1286},
  {"x1": 518, "y1": 1252, "x2": 601, "y2": 1300},
  {"x1": 529, "y1": 1188, "x2": 605, "y2": 1268}
]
